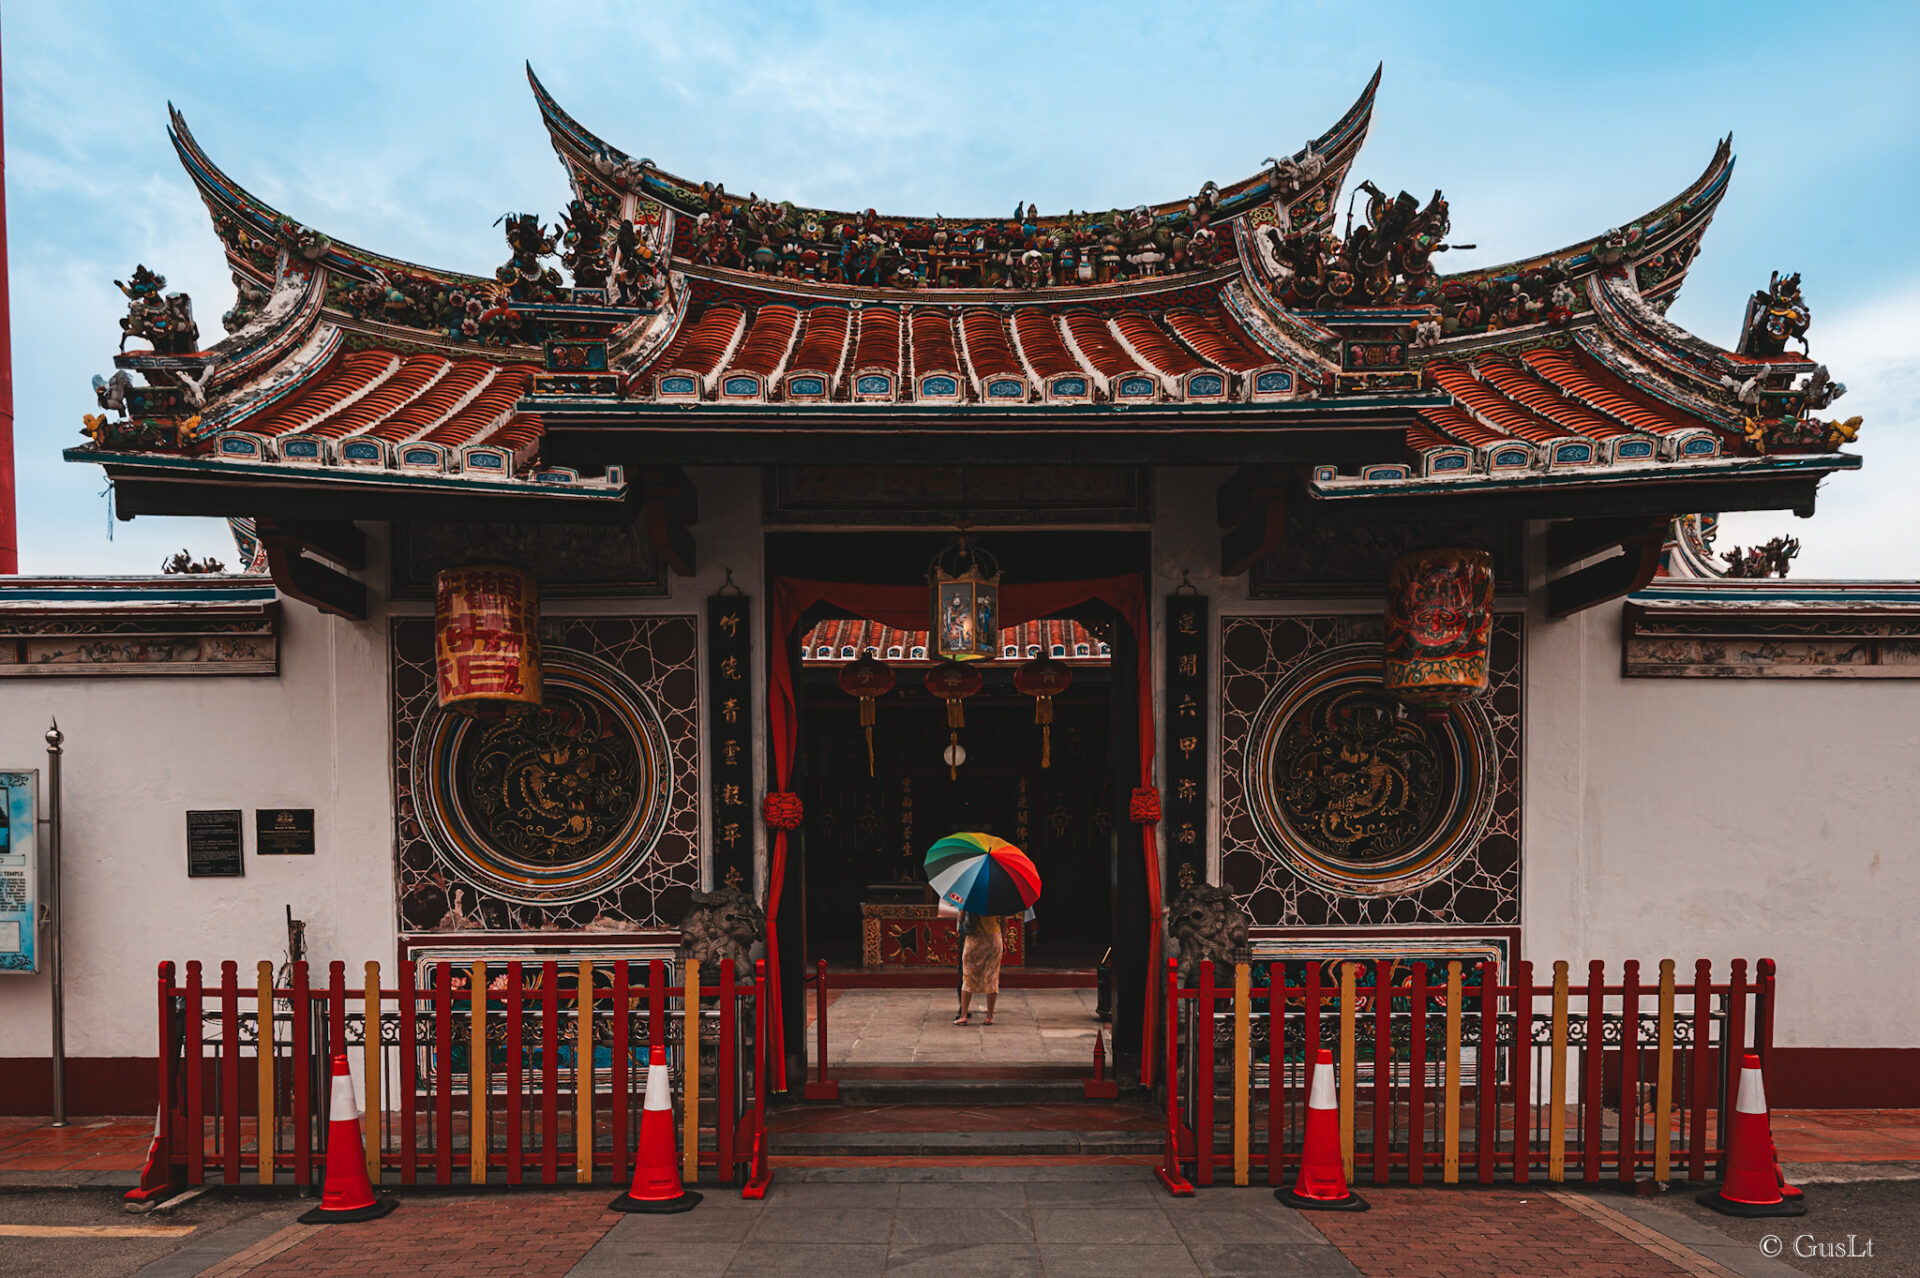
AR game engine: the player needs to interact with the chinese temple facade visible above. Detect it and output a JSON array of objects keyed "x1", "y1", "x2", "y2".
[{"x1": 2, "y1": 66, "x2": 1915, "y2": 1111}]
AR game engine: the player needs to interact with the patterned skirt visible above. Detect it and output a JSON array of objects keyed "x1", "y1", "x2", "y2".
[{"x1": 961, "y1": 917, "x2": 1005, "y2": 995}]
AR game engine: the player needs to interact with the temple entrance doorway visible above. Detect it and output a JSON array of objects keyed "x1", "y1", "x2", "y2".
[{"x1": 766, "y1": 530, "x2": 1151, "y2": 1087}]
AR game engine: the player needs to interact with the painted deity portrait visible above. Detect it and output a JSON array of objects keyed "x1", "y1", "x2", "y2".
[{"x1": 939, "y1": 584, "x2": 973, "y2": 652}]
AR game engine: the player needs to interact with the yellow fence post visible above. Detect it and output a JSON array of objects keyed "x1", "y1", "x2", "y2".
[
  {"x1": 1444, "y1": 961, "x2": 1462, "y2": 1185},
  {"x1": 578, "y1": 959, "x2": 595, "y2": 1185},
  {"x1": 1654, "y1": 959, "x2": 1676, "y2": 1184},
  {"x1": 683, "y1": 960, "x2": 701, "y2": 1187},
  {"x1": 1233, "y1": 962, "x2": 1251, "y2": 1187},
  {"x1": 1549, "y1": 961, "x2": 1569, "y2": 1183},
  {"x1": 364, "y1": 961, "x2": 381, "y2": 1186},
  {"x1": 256, "y1": 961, "x2": 274, "y2": 1185},
  {"x1": 1339, "y1": 962, "x2": 1357, "y2": 1183},
  {"x1": 470, "y1": 959, "x2": 487, "y2": 1185}
]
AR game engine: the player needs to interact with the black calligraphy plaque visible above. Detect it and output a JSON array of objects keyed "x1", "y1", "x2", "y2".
[
  {"x1": 255, "y1": 808, "x2": 316, "y2": 856},
  {"x1": 186, "y1": 809, "x2": 245, "y2": 878},
  {"x1": 708, "y1": 594, "x2": 755, "y2": 885},
  {"x1": 1163, "y1": 594, "x2": 1209, "y2": 884}
]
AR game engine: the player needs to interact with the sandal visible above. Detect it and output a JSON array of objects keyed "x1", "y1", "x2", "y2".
[
  {"x1": 983, "y1": 1015, "x2": 994, "y2": 1026},
  {"x1": 953, "y1": 1013, "x2": 969, "y2": 1025}
]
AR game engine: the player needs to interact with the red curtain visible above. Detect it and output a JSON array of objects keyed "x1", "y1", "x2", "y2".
[{"x1": 764, "y1": 575, "x2": 1162, "y2": 1089}]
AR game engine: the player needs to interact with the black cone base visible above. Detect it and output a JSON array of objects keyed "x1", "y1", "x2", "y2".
[
  {"x1": 1696, "y1": 1187, "x2": 1807, "y2": 1218},
  {"x1": 298, "y1": 1196, "x2": 398, "y2": 1225},
  {"x1": 1276, "y1": 1186, "x2": 1369, "y2": 1212},
  {"x1": 610, "y1": 1188, "x2": 703, "y2": 1214}
]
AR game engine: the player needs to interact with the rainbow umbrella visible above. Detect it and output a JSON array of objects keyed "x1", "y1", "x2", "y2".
[{"x1": 924, "y1": 832, "x2": 1042, "y2": 917}]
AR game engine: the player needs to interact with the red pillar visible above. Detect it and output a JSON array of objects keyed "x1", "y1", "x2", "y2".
[{"x1": 0, "y1": 27, "x2": 17, "y2": 574}]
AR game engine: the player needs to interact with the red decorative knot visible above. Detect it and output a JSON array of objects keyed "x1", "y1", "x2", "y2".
[
  {"x1": 761, "y1": 792, "x2": 804, "y2": 830},
  {"x1": 1129, "y1": 787, "x2": 1162, "y2": 824}
]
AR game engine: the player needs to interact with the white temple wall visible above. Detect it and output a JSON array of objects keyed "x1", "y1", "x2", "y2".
[
  {"x1": 1520, "y1": 593, "x2": 1920, "y2": 1051},
  {"x1": 0, "y1": 563, "x2": 396, "y2": 1063}
]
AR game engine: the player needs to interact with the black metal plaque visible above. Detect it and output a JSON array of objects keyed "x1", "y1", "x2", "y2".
[
  {"x1": 186, "y1": 809, "x2": 245, "y2": 877},
  {"x1": 255, "y1": 808, "x2": 316, "y2": 856}
]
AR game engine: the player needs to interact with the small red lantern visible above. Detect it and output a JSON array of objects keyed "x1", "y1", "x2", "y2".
[
  {"x1": 924, "y1": 661, "x2": 984, "y2": 779},
  {"x1": 838, "y1": 653, "x2": 896, "y2": 776},
  {"x1": 1013, "y1": 654, "x2": 1073, "y2": 768},
  {"x1": 1383, "y1": 546, "x2": 1495, "y2": 719}
]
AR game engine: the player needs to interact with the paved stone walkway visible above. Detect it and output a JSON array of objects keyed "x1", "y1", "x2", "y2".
[{"x1": 812, "y1": 988, "x2": 1102, "y2": 1067}]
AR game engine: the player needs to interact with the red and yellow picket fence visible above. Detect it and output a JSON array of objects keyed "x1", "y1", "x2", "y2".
[
  {"x1": 1158, "y1": 957, "x2": 1777, "y2": 1194},
  {"x1": 137, "y1": 957, "x2": 771, "y2": 1197}
]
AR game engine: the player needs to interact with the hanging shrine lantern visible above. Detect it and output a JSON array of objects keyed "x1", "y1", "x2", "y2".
[
  {"x1": 927, "y1": 534, "x2": 1000, "y2": 663},
  {"x1": 837, "y1": 652, "x2": 896, "y2": 776},
  {"x1": 1013, "y1": 652, "x2": 1073, "y2": 768},
  {"x1": 434, "y1": 564, "x2": 542, "y2": 718},
  {"x1": 1382, "y1": 547, "x2": 1494, "y2": 720},
  {"x1": 924, "y1": 661, "x2": 984, "y2": 780}
]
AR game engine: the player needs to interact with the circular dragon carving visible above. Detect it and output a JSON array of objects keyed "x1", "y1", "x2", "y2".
[
  {"x1": 1246, "y1": 645, "x2": 1494, "y2": 895},
  {"x1": 414, "y1": 650, "x2": 672, "y2": 904}
]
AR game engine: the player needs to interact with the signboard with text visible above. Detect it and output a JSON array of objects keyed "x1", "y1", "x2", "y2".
[{"x1": 0, "y1": 772, "x2": 38, "y2": 973}]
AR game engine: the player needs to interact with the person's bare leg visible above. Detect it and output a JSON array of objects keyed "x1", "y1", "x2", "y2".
[
  {"x1": 955, "y1": 992, "x2": 972, "y2": 1024},
  {"x1": 984, "y1": 993, "x2": 997, "y2": 1025}
]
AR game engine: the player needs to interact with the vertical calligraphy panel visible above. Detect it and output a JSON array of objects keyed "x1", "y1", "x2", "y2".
[
  {"x1": 708, "y1": 594, "x2": 756, "y2": 888},
  {"x1": 1163, "y1": 594, "x2": 1209, "y2": 884}
]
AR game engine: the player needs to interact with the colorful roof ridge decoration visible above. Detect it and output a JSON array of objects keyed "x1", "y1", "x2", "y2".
[
  {"x1": 802, "y1": 619, "x2": 1109, "y2": 666},
  {"x1": 63, "y1": 66, "x2": 1859, "y2": 521}
]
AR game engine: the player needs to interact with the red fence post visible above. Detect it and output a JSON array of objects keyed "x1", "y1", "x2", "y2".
[
  {"x1": 805, "y1": 960, "x2": 838, "y2": 1100},
  {"x1": 1620, "y1": 960, "x2": 1641, "y2": 1184},
  {"x1": 398, "y1": 959, "x2": 417, "y2": 1186},
  {"x1": 433, "y1": 965, "x2": 452, "y2": 1186},
  {"x1": 184, "y1": 960, "x2": 205, "y2": 1186},
  {"x1": 1688, "y1": 959, "x2": 1712, "y2": 1183},
  {"x1": 134, "y1": 961, "x2": 184, "y2": 1199},
  {"x1": 718, "y1": 962, "x2": 736, "y2": 1186},
  {"x1": 1722, "y1": 959, "x2": 1748, "y2": 1176},
  {"x1": 1371, "y1": 960, "x2": 1391, "y2": 1187},
  {"x1": 1513, "y1": 960, "x2": 1533, "y2": 1185},
  {"x1": 1154, "y1": 957, "x2": 1194, "y2": 1197},
  {"x1": 1755, "y1": 958, "x2": 1777, "y2": 1071},
  {"x1": 1582, "y1": 960, "x2": 1604, "y2": 1184},
  {"x1": 1408, "y1": 962, "x2": 1428, "y2": 1186},
  {"x1": 1196, "y1": 960, "x2": 1216, "y2": 1187},
  {"x1": 1476, "y1": 961, "x2": 1496, "y2": 1185},
  {"x1": 1265, "y1": 962, "x2": 1284, "y2": 1188},
  {"x1": 612, "y1": 961, "x2": 632, "y2": 1185},
  {"x1": 220, "y1": 961, "x2": 240, "y2": 1185},
  {"x1": 327, "y1": 962, "x2": 347, "y2": 1066},
  {"x1": 505, "y1": 961, "x2": 524, "y2": 1186},
  {"x1": 290, "y1": 961, "x2": 311, "y2": 1188},
  {"x1": 542, "y1": 961, "x2": 560, "y2": 1184}
]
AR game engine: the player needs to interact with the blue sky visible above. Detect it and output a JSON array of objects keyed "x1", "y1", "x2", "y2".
[{"x1": 6, "y1": 1, "x2": 1917, "y2": 576}]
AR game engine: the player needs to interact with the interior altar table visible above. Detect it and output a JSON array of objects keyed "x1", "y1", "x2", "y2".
[{"x1": 859, "y1": 901, "x2": 1026, "y2": 969}]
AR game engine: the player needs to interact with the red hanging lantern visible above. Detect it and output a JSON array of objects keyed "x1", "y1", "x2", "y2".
[
  {"x1": 837, "y1": 653, "x2": 896, "y2": 776},
  {"x1": 924, "y1": 661, "x2": 983, "y2": 779},
  {"x1": 1013, "y1": 654, "x2": 1073, "y2": 768},
  {"x1": 434, "y1": 564, "x2": 541, "y2": 718},
  {"x1": 1383, "y1": 546, "x2": 1495, "y2": 720}
]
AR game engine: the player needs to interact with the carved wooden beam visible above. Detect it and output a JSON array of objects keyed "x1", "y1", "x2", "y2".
[
  {"x1": 257, "y1": 518, "x2": 367, "y2": 620},
  {"x1": 638, "y1": 466, "x2": 697, "y2": 577},
  {"x1": 1545, "y1": 516, "x2": 1668, "y2": 572},
  {"x1": 1216, "y1": 466, "x2": 1290, "y2": 578},
  {"x1": 1545, "y1": 518, "x2": 1667, "y2": 618}
]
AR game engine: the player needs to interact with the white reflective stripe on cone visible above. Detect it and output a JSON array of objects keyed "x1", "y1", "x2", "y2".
[
  {"x1": 331, "y1": 1071, "x2": 361, "y2": 1122},
  {"x1": 1735, "y1": 1062, "x2": 1768, "y2": 1116},
  {"x1": 1308, "y1": 1054, "x2": 1336, "y2": 1111},
  {"x1": 644, "y1": 1060, "x2": 672, "y2": 1112}
]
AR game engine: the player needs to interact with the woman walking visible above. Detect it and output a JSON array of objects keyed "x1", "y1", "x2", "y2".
[{"x1": 954, "y1": 911, "x2": 1004, "y2": 1025}]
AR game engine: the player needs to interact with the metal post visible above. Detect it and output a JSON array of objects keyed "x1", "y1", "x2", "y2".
[{"x1": 45, "y1": 719, "x2": 65, "y2": 1126}]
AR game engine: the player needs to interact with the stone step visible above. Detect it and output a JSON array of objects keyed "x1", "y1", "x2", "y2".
[{"x1": 769, "y1": 1129, "x2": 1163, "y2": 1157}]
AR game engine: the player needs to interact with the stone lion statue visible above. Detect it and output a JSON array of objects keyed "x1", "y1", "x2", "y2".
[
  {"x1": 675, "y1": 882, "x2": 764, "y2": 984},
  {"x1": 1166, "y1": 880, "x2": 1252, "y2": 988}
]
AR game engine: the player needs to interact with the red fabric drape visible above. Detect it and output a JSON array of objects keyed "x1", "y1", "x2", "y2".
[{"x1": 765, "y1": 576, "x2": 1163, "y2": 1089}]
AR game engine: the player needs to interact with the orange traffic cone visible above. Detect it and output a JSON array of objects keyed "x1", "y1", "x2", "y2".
[
  {"x1": 610, "y1": 1043, "x2": 702, "y2": 1213},
  {"x1": 1276, "y1": 1048, "x2": 1367, "y2": 1212},
  {"x1": 1698, "y1": 1054, "x2": 1806, "y2": 1217},
  {"x1": 297, "y1": 1054, "x2": 396, "y2": 1223}
]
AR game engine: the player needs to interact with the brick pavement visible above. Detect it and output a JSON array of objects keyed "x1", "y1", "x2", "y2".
[{"x1": 246, "y1": 1192, "x2": 616, "y2": 1278}]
